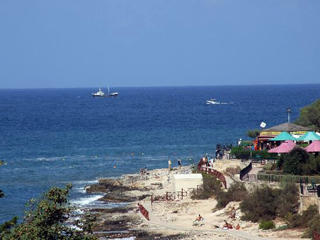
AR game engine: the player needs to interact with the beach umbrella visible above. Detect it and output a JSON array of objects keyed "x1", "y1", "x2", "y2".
[
  {"x1": 296, "y1": 131, "x2": 320, "y2": 141},
  {"x1": 305, "y1": 140, "x2": 320, "y2": 153},
  {"x1": 269, "y1": 132, "x2": 297, "y2": 141},
  {"x1": 268, "y1": 140, "x2": 296, "y2": 154}
]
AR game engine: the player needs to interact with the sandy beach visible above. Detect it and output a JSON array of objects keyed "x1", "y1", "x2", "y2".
[{"x1": 84, "y1": 162, "x2": 306, "y2": 240}]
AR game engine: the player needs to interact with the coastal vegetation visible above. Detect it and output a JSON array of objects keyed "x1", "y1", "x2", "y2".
[
  {"x1": 190, "y1": 173, "x2": 221, "y2": 199},
  {"x1": 0, "y1": 184, "x2": 97, "y2": 240},
  {"x1": 277, "y1": 147, "x2": 320, "y2": 176},
  {"x1": 285, "y1": 205, "x2": 320, "y2": 238},
  {"x1": 230, "y1": 147, "x2": 272, "y2": 160},
  {"x1": 246, "y1": 129, "x2": 261, "y2": 139},
  {"x1": 215, "y1": 182, "x2": 247, "y2": 209},
  {"x1": 240, "y1": 181, "x2": 299, "y2": 222},
  {"x1": 295, "y1": 99, "x2": 320, "y2": 131},
  {"x1": 259, "y1": 220, "x2": 275, "y2": 230}
]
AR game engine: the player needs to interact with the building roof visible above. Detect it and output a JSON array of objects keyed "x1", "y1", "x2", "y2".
[{"x1": 263, "y1": 123, "x2": 312, "y2": 133}]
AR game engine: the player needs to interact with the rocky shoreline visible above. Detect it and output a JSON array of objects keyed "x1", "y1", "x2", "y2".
[
  {"x1": 83, "y1": 168, "x2": 187, "y2": 239},
  {"x1": 81, "y1": 164, "x2": 304, "y2": 240}
]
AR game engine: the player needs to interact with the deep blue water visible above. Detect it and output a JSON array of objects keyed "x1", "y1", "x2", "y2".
[{"x1": 1, "y1": 85, "x2": 320, "y2": 223}]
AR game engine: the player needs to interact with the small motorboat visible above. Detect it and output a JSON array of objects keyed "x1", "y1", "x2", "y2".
[{"x1": 206, "y1": 98, "x2": 220, "y2": 105}]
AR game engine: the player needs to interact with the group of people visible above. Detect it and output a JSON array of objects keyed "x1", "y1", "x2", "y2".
[
  {"x1": 168, "y1": 158, "x2": 182, "y2": 170},
  {"x1": 200, "y1": 155, "x2": 215, "y2": 168},
  {"x1": 194, "y1": 207, "x2": 240, "y2": 230}
]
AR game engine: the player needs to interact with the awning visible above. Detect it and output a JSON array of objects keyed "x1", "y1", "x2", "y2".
[
  {"x1": 305, "y1": 140, "x2": 320, "y2": 152},
  {"x1": 296, "y1": 131, "x2": 320, "y2": 141},
  {"x1": 268, "y1": 140, "x2": 296, "y2": 154},
  {"x1": 269, "y1": 132, "x2": 297, "y2": 141}
]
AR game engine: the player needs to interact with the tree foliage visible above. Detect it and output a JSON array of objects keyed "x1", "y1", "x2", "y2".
[
  {"x1": 0, "y1": 184, "x2": 97, "y2": 240},
  {"x1": 240, "y1": 182, "x2": 299, "y2": 222},
  {"x1": 246, "y1": 129, "x2": 261, "y2": 139},
  {"x1": 216, "y1": 182, "x2": 247, "y2": 209},
  {"x1": 295, "y1": 99, "x2": 320, "y2": 131},
  {"x1": 191, "y1": 173, "x2": 222, "y2": 199},
  {"x1": 283, "y1": 147, "x2": 310, "y2": 175}
]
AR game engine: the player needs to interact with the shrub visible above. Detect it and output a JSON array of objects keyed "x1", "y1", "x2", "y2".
[
  {"x1": 259, "y1": 220, "x2": 275, "y2": 230},
  {"x1": 252, "y1": 150, "x2": 274, "y2": 160},
  {"x1": 287, "y1": 205, "x2": 319, "y2": 229},
  {"x1": 277, "y1": 155, "x2": 285, "y2": 170},
  {"x1": 191, "y1": 173, "x2": 222, "y2": 200},
  {"x1": 216, "y1": 182, "x2": 247, "y2": 209},
  {"x1": 263, "y1": 163, "x2": 275, "y2": 171},
  {"x1": 231, "y1": 147, "x2": 251, "y2": 159},
  {"x1": 276, "y1": 181, "x2": 299, "y2": 218},
  {"x1": 303, "y1": 215, "x2": 320, "y2": 238},
  {"x1": 283, "y1": 147, "x2": 310, "y2": 175},
  {"x1": 240, "y1": 180, "x2": 299, "y2": 222},
  {"x1": 246, "y1": 129, "x2": 261, "y2": 139},
  {"x1": 240, "y1": 186, "x2": 280, "y2": 222},
  {"x1": 0, "y1": 184, "x2": 97, "y2": 240}
]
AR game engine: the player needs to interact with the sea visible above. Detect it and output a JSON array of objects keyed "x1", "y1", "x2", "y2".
[{"x1": 0, "y1": 84, "x2": 320, "y2": 223}]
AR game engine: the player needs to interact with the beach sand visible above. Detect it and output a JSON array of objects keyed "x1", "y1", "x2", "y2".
[{"x1": 84, "y1": 164, "x2": 305, "y2": 240}]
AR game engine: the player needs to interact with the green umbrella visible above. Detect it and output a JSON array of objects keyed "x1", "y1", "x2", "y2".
[
  {"x1": 269, "y1": 131, "x2": 297, "y2": 141},
  {"x1": 296, "y1": 131, "x2": 320, "y2": 141}
]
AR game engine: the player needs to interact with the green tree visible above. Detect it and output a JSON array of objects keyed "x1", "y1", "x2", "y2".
[
  {"x1": 240, "y1": 182, "x2": 299, "y2": 222},
  {"x1": 240, "y1": 186, "x2": 280, "y2": 222},
  {"x1": 295, "y1": 99, "x2": 320, "y2": 130},
  {"x1": 283, "y1": 147, "x2": 310, "y2": 175},
  {"x1": 216, "y1": 182, "x2": 247, "y2": 209},
  {"x1": 0, "y1": 184, "x2": 97, "y2": 240},
  {"x1": 246, "y1": 129, "x2": 261, "y2": 139}
]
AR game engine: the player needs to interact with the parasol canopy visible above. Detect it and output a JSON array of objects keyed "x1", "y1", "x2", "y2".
[
  {"x1": 305, "y1": 140, "x2": 320, "y2": 152},
  {"x1": 269, "y1": 132, "x2": 297, "y2": 141},
  {"x1": 268, "y1": 140, "x2": 296, "y2": 154},
  {"x1": 296, "y1": 131, "x2": 320, "y2": 141}
]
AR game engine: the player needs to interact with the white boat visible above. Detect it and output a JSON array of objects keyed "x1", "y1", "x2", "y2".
[
  {"x1": 92, "y1": 87, "x2": 118, "y2": 98},
  {"x1": 206, "y1": 98, "x2": 220, "y2": 105}
]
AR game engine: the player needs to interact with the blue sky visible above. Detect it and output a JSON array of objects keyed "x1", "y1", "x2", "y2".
[{"x1": 0, "y1": 0, "x2": 319, "y2": 88}]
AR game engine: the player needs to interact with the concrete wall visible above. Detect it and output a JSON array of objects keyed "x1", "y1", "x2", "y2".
[{"x1": 173, "y1": 174, "x2": 203, "y2": 192}]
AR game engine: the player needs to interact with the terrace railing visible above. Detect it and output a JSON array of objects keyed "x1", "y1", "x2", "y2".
[{"x1": 197, "y1": 160, "x2": 227, "y2": 189}]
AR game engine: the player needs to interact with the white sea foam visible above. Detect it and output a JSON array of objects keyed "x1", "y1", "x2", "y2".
[
  {"x1": 73, "y1": 187, "x2": 86, "y2": 193},
  {"x1": 71, "y1": 194, "x2": 104, "y2": 206},
  {"x1": 72, "y1": 180, "x2": 98, "y2": 185}
]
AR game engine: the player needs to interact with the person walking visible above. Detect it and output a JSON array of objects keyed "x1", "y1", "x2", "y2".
[
  {"x1": 168, "y1": 159, "x2": 172, "y2": 170},
  {"x1": 177, "y1": 158, "x2": 182, "y2": 169}
]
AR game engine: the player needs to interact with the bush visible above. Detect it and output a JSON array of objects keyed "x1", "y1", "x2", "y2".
[
  {"x1": 263, "y1": 163, "x2": 275, "y2": 171},
  {"x1": 283, "y1": 147, "x2": 310, "y2": 175},
  {"x1": 287, "y1": 205, "x2": 319, "y2": 229},
  {"x1": 240, "y1": 186, "x2": 280, "y2": 222},
  {"x1": 216, "y1": 182, "x2": 247, "y2": 209},
  {"x1": 277, "y1": 155, "x2": 285, "y2": 170},
  {"x1": 191, "y1": 173, "x2": 222, "y2": 200},
  {"x1": 246, "y1": 129, "x2": 261, "y2": 139},
  {"x1": 252, "y1": 150, "x2": 274, "y2": 160},
  {"x1": 303, "y1": 215, "x2": 320, "y2": 238},
  {"x1": 240, "y1": 181, "x2": 299, "y2": 222},
  {"x1": 259, "y1": 220, "x2": 275, "y2": 230},
  {"x1": 276, "y1": 181, "x2": 299, "y2": 218},
  {"x1": 0, "y1": 184, "x2": 97, "y2": 240},
  {"x1": 231, "y1": 147, "x2": 251, "y2": 159}
]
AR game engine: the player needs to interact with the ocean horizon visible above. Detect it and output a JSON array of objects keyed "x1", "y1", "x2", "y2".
[{"x1": 1, "y1": 84, "x2": 320, "y2": 223}]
